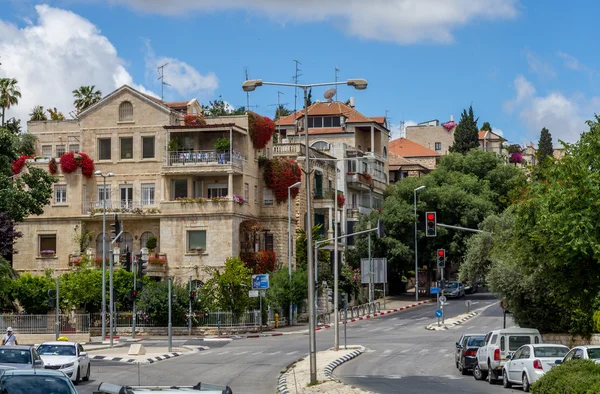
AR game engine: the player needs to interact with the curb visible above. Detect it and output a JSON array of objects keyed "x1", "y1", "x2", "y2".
[
  {"x1": 278, "y1": 371, "x2": 290, "y2": 394},
  {"x1": 323, "y1": 347, "x2": 364, "y2": 381},
  {"x1": 425, "y1": 312, "x2": 478, "y2": 331},
  {"x1": 90, "y1": 346, "x2": 207, "y2": 364}
]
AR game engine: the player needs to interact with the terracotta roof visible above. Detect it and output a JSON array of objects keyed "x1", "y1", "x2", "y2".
[
  {"x1": 141, "y1": 93, "x2": 170, "y2": 109},
  {"x1": 297, "y1": 127, "x2": 346, "y2": 135},
  {"x1": 370, "y1": 116, "x2": 386, "y2": 125},
  {"x1": 165, "y1": 101, "x2": 189, "y2": 109},
  {"x1": 478, "y1": 130, "x2": 504, "y2": 140},
  {"x1": 388, "y1": 138, "x2": 440, "y2": 158},
  {"x1": 276, "y1": 102, "x2": 377, "y2": 126},
  {"x1": 164, "y1": 123, "x2": 240, "y2": 130}
]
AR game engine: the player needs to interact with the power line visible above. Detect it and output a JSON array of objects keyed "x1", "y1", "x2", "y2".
[{"x1": 157, "y1": 63, "x2": 171, "y2": 101}]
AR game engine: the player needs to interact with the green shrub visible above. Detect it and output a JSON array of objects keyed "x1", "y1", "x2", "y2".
[
  {"x1": 593, "y1": 311, "x2": 600, "y2": 333},
  {"x1": 531, "y1": 359, "x2": 600, "y2": 394},
  {"x1": 145, "y1": 236, "x2": 157, "y2": 251}
]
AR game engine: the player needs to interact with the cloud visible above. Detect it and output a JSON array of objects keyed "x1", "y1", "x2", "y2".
[
  {"x1": 491, "y1": 127, "x2": 504, "y2": 137},
  {"x1": 523, "y1": 49, "x2": 556, "y2": 79},
  {"x1": 144, "y1": 41, "x2": 218, "y2": 99},
  {"x1": 106, "y1": 0, "x2": 519, "y2": 44},
  {"x1": 556, "y1": 51, "x2": 585, "y2": 71},
  {"x1": 504, "y1": 75, "x2": 598, "y2": 143},
  {"x1": 0, "y1": 4, "x2": 156, "y2": 125}
]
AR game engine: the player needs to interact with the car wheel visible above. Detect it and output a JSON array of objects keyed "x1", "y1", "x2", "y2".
[
  {"x1": 74, "y1": 367, "x2": 80, "y2": 385},
  {"x1": 474, "y1": 364, "x2": 487, "y2": 381},
  {"x1": 82, "y1": 364, "x2": 90, "y2": 382},
  {"x1": 487, "y1": 362, "x2": 496, "y2": 384},
  {"x1": 522, "y1": 373, "x2": 530, "y2": 392},
  {"x1": 503, "y1": 370, "x2": 512, "y2": 388}
]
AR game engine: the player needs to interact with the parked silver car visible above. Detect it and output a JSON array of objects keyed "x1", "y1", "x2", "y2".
[
  {"x1": 0, "y1": 346, "x2": 44, "y2": 371},
  {"x1": 443, "y1": 281, "x2": 465, "y2": 298},
  {"x1": 0, "y1": 368, "x2": 77, "y2": 394}
]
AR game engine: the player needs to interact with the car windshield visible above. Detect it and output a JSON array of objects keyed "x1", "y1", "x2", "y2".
[
  {"x1": 467, "y1": 336, "x2": 486, "y2": 347},
  {"x1": 445, "y1": 282, "x2": 459, "y2": 289},
  {"x1": 37, "y1": 345, "x2": 76, "y2": 356},
  {"x1": 534, "y1": 346, "x2": 568, "y2": 357},
  {"x1": 587, "y1": 349, "x2": 600, "y2": 359},
  {"x1": 0, "y1": 349, "x2": 31, "y2": 364},
  {"x1": 0, "y1": 375, "x2": 75, "y2": 394}
]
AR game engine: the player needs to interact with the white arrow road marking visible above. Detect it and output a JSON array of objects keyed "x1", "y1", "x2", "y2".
[
  {"x1": 443, "y1": 375, "x2": 464, "y2": 380},
  {"x1": 400, "y1": 349, "x2": 411, "y2": 353},
  {"x1": 385, "y1": 375, "x2": 403, "y2": 379},
  {"x1": 418, "y1": 348, "x2": 430, "y2": 355}
]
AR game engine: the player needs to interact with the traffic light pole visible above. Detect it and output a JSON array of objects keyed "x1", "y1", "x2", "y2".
[
  {"x1": 168, "y1": 278, "x2": 172, "y2": 352},
  {"x1": 109, "y1": 227, "x2": 123, "y2": 348},
  {"x1": 436, "y1": 223, "x2": 485, "y2": 234},
  {"x1": 55, "y1": 278, "x2": 60, "y2": 340},
  {"x1": 132, "y1": 255, "x2": 137, "y2": 340},
  {"x1": 188, "y1": 276, "x2": 192, "y2": 336}
]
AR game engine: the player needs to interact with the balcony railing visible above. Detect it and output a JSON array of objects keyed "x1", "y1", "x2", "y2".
[
  {"x1": 164, "y1": 150, "x2": 244, "y2": 167},
  {"x1": 84, "y1": 200, "x2": 159, "y2": 215},
  {"x1": 273, "y1": 143, "x2": 305, "y2": 156},
  {"x1": 313, "y1": 188, "x2": 336, "y2": 200}
]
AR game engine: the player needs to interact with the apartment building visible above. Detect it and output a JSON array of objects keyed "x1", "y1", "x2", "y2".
[
  {"x1": 14, "y1": 85, "x2": 337, "y2": 282},
  {"x1": 274, "y1": 98, "x2": 390, "y2": 244}
]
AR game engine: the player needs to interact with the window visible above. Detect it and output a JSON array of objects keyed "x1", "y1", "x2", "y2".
[
  {"x1": 120, "y1": 137, "x2": 133, "y2": 159},
  {"x1": 39, "y1": 234, "x2": 57, "y2": 256},
  {"x1": 254, "y1": 185, "x2": 258, "y2": 203},
  {"x1": 207, "y1": 184, "x2": 227, "y2": 198},
  {"x1": 265, "y1": 233, "x2": 274, "y2": 251},
  {"x1": 69, "y1": 144, "x2": 79, "y2": 153},
  {"x1": 172, "y1": 179, "x2": 188, "y2": 199},
  {"x1": 500, "y1": 337, "x2": 505, "y2": 351},
  {"x1": 435, "y1": 142, "x2": 442, "y2": 151},
  {"x1": 491, "y1": 334, "x2": 498, "y2": 344},
  {"x1": 42, "y1": 145, "x2": 52, "y2": 159},
  {"x1": 140, "y1": 232, "x2": 155, "y2": 252},
  {"x1": 55, "y1": 145, "x2": 66, "y2": 158},
  {"x1": 54, "y1": 185, "x2": 67, "y2": 204},
  {"x1": 307, "y1": 116, "x2": 340, "y2": 128},
  {"x1": 509, "y1": 336, "x2": 532, "y2": 351},
  {"x1": 119, "y1": 101, "x2": 133, "y2": 122},
  {"x1": 520, "y1": 347, "x2": 531, "y2": 359},
  {"x1": 383, "y1": 146, "x2": 388, "y2": 159},
  {"x1": 141, "y1": 184, "x2": 155, "y2": 206},
  {"x1": 120, "y1": 185, "x2": 133, "y2": 208},
  {"x1": 98, "y1": 138, "x2": 111, "y2": 160},
  {"x1": 311, "y1": 141, "x2": 330, "y2": 151},
  {"x1": 263, "y1": 188, "x2": 273, "y2": 206},
  {"x1": 187, "y1": 230, "x2": 206, "y2": 252},
  {"x1": 244, "y1": 183, "x2": 249, "y2": 201},
  {"x1": 142, "y1": 136, "x2": 155, "y2": 159},
  {"x1": 97, "y1": 185, "x2": 111, "y2": 204}
]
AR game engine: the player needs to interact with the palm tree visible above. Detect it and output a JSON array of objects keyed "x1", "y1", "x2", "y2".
[
  {"x1": 0, "y1": 78, "x2": 22, "y2": 127},
  {"x1": 72, "y1": 85, "x2": 102, "y2": 114},
  {"x1": 29, "y1": 105, "x2": 47, "y2": 121},
  {"x1": 47, "y1": 107, "x2": 65, "y2": 121}
]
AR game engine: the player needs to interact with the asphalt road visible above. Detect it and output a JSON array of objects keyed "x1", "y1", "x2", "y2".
[{"x1": 77, "y1": 292, "x2": 500, "y2": 394}]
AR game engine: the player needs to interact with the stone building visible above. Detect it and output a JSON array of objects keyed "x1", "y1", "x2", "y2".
[
  {"x1": 388, "y1": 138, "x2": 440, "y2": 172},
  {"x1": 13, "y1": 85, "x2": 337, "y2": 282}
]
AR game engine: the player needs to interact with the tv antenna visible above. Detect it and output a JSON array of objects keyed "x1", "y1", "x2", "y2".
[
  {"x1": 157, "y1": 63, "x2": 171, "y2": 101},
  {"x1": 244, "y1": 67, "x2": 251, "y2": 110},
  {"x1": 334, "y1": 66, "x2": 340, "y2": 102},
  {"x1": 292, "y1": 60, "x2": 302, "y2": 119}
]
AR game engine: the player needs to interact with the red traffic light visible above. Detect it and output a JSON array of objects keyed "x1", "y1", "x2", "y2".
[
  {"x1": 427, "y1": 213, "x2": 435, "y2": 221},
  {"x1": 438, "y1": 250, "x2": 444, "y2": 257},
  {"x1": 132, "y1": 291, "x2": 137, "y2": 296}
]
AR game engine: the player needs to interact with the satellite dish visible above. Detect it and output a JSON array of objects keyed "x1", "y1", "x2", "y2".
[{"x1": 324, "y1": 88, "x2": 337, "y2": 102}]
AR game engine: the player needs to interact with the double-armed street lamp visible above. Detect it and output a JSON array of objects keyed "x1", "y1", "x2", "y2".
[
  {"x1": 287, "y1": 181, "x2": 302, "y2": 326},
  {"x1": 243, "y1": 77, "x2": 367, "y2": 383},
  {"x1": 94, "y1": 170, "x2": 114, "y2": 340}
]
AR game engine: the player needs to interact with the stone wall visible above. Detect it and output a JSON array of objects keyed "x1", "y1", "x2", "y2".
[
  {"x1": 19, "y1": 333, "x2": 91, "y2": 346},
  {"x1": 542, "y1": 333, "x2": 600, "y2": 347},
  {"x1": 406, "y1": 125, "x2": 455, "y2": 155}
]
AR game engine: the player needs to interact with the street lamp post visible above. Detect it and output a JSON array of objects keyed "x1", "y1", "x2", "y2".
[
  {"x1": 243, "y1": 77, "x2": 367, "y2": 383},
  {"x1": 413, "y1": 185, "x2": 426, "y2": 301},
  {"x1": 288, "y1": 181, "x2": 302, "y2": 326},
  {"x1": 94, "y1": 170, "x2": 114, "y2": 340}
]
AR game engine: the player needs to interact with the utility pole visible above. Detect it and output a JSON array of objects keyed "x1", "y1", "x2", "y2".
[
  {"x1": 168, "y1": 278, "x2": 172, "y2": 352},
  {"x1": 55, "y1": 279, "x2": 60, "y2": 340},
  {"x1": 188, "y1": 276, "x2": 193, "y2": 336},
  {"x1": 293, "y1": 60, "x2": 302, "y2": 118},
  {"x1": 245, "y1": 68, "x2": 250, "y2": 110},
  {"x1": 157, "y1": 63, "x2": 171, "y2": 101},
  {"x1": 132, "y1": 254, "x2": 137, "y2": 340}
]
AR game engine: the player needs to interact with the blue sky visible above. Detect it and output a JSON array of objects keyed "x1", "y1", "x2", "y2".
[{"x1": 1, "y1": 0, "x2": 598, "y2": 145}]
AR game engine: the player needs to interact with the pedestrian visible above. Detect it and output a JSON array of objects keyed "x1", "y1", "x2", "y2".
[{"x1": 2, "y1": 327, "x2": 18, "y2": 346}]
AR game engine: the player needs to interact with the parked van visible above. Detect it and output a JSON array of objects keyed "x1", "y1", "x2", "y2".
[{"x1": 473, "y1": 328, "x2": 542, "y2": 383}]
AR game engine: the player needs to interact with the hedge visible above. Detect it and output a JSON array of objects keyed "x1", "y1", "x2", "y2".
[{"x1": 531, "y1": 359, "x2": 600, "y2": 394}]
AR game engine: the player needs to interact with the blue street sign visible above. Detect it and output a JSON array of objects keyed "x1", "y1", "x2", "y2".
[
  {"x1": 252, "y1": 274, "x2": 269, "y2": 290},
  {"x1": 430, "y1": 287, "x2": 440, "y2": 294},
  {"x1": 435, "y1": 309, "x2": 443, "y2": 318}
]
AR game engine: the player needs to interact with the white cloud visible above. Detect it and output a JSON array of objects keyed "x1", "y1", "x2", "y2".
[
  {"x1": 556, "y1": 51, "x2": 584, "y2": 71},
  {"x1": 504, "y1": 75, "x2": 598, "y2": 143},
  {"x1": 0, "y1": 4, "x2": 156, "y2": 125},
  {"x1": 524, "y1": 49, "x2": 556, "y2": 79},
  {"x1": 491, "y1": 127, "x2": 504, "y2": 137},
  {"x1": 106, "y1": 0, "x2": 519, "y2": 44}
]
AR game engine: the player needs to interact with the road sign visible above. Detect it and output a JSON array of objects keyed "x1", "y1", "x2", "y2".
[
  {"x1": 430, "y1": 287, "x2": 440, "y2": 294},
  {"x1": 252, "y1": 274, "x2": 269, "y2": 290},
  {"x1": 435, "y1": 309, "x2": 443, "y2": 318},
  {"x1": 360, "y1": 258, "x2": 387, "y2": 284},
  {"x1": 439, "y1": 295, "x2": 447, "y2": 303},
  {"x1": 500, "y1": 300, "x2": 509, "y2": 310},
  {"x1": 248, "y1": 290, "x2": 259, "y2": 298}
]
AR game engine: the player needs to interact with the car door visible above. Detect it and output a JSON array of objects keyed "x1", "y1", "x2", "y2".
[
  {"x1": 508, "y1": 347, "x2": 524, "y2": 382},
  {"x1": 77, "y1": 344, "x2": 88, "y2": 372},
  {"x1": 455, "y1": 335, "x2": 465, "y2": 365},
  {"x1": 518, "y1": 346, "x2": 532, "y2": 382},
  {"x1": 479, "y1": 332, "x2": 491, "y2": 368}
]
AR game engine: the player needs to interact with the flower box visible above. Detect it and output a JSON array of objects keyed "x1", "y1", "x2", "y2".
[{"x1": 40, "y1": 250, "x2": 56, "y2": 257}]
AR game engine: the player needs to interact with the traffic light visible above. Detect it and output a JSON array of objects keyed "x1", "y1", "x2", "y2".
[
  {"x1": 377, "y1": 219, "x2": 385, "y2": 238},
  {"x1": 127, "y1": 289, "x2": 137, "y2": 302},
  {"x1": 138, "y1": 257, "x2": 148, "y2": 278},
  {"x1": 189, "y1": 291, "x2": 196, "y2": 301},
  {"x1": 46, "y1": 289, "x2": 56, "y2": 308},
  {"x1": 426, "y1": 212, "x2": 437, "y2": 237},
  {"x1": 437, "y1": 249, "x2": 446, "y2": 268},
  {"x1": 110, "y1": 214, "x2": 121, "y2": 242},
  {"x1": 123, "y1": 251, "x2": 131, "y2": 272}
]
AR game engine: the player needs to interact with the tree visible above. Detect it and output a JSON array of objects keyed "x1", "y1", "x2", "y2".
[
  {"x1": 449, "y1": 106, "x2": 480, "y2": 154},
  {"x1": 481, "y1": 122, "x2": 492, "y2": 132},
  {"x1": 306, "y1": 89, "x2": 313, "y2": 106},
  {"x1": 4, "y1": 118, "x2": 21, "y2": 135},
  {"x1": 136, "y1": 279, "x2": 194, "y2": 326},
  {"x1": 274, "y1": 105, "x2": 291, "y2": 120},
  {"x1": 200, "y1": 256, "x2": 251, "y2": 317},
  {"x1": 202, "y1": 96, "x2": 245, "y2": 116},
  {"x1": 29, "y1": 105, "x2": 47, "y2": 121},
  {"x1": 9, "y1": 271, "x2": 55, "y2": 314},
  {"x1": 264, "y1": 268, "x2": 308, "y2": 321},
  {"x1": 536, "y1": 127, "x2": 554, "y2": 164},
  {"x1": 295, "y1": 224, "x2": 330, "y2": 272},
  {"x1": 0, "y1": 78, "x2": 22, "y2": 127},
  {"x1": 0, "y1": 257, "x2": 16, "y2": 311},
  {"x1": 47, "y1": 107, "x2": 66, "y2": 121},
  {"x1": 0, "y1": 212, "x2": 22, "y2": 259},
  {"x1": 72, "y1": 85, "x2": 102, "y2": 114},
  {"x1": 16, "y1": 133, "x2": 37, "y2": 157}
]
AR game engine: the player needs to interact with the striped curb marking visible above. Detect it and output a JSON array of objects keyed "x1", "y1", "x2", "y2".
[
  {"x1": 425, "y1": 312, "x2": 478, "y2": 331},
  {"x1": 90, "y1": 347, "x2": 207, "y2": 364},
  {"x1": 278, "y1": 371, "x2": 290, "y2": 394}
]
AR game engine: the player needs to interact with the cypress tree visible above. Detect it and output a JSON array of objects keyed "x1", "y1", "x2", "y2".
[
  {"x1": 536, "y1": 127, "x2": 554, "y2": 164},
  {"x1": 449, "y1": 106, "x2": 480, "y2": 154}
]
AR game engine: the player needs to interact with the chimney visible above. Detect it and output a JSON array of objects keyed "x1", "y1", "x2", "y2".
[
  {"x1": 349, "y1": 97, "x2": 356, "y2": 108},
  {"x1": 450, "y1": 114, "x2": 454, "y2": 122}
]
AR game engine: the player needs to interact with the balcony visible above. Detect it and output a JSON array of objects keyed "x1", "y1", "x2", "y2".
[
  {"x1": 346, "y1": 172, "x2": 373, "y2": 190},
  {"x1": 313, "y1": 188, "x2": 335, "y2": 209},
  {"x1": 84, "y1": 201, "x2": 161, "y2": 216},
  {"x1": 163, "y1": 150, "x2": 244, "y2": 174},
  {"x1": 159, "y1": 197, "x2": 254, "y2": 216},
  {"x1": 346, "y1": 205, "x2": 372, "y2": 218}
]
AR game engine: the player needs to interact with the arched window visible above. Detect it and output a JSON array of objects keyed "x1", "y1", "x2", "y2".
[
  {"x1": 311, "y1": 141, "x2": 330, "y2": 151},
  {"x1": 383, "y1": 146, "x2": 388, "y2": 159},
  {"x1": 119, "y1": 101, "x2": 133, "y2": 122},
  {"x1": 118, "y1": 232, "x2": 133, "y2": 254},
  {"x1": 140, "y1": 232, "x2": 156, "y2": 252},
  {"x1": 95, "y1": 233, "x2": 109, "y2": 258}
]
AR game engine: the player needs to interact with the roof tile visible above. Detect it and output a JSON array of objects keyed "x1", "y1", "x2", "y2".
[{"x1": 388, "y1": 138, "x2": 440, "y2": 157}]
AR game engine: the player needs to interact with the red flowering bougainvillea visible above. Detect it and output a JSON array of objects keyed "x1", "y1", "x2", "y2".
[
  {"x1": 183, "y1": 114, "x2": 207, "y2": 127},
  {"x1": 12, "y1": 155, "x2": 30, "y2": 175},
  {"x1": 79, "y1": 152, "x2": 95, "y2": 178},
  {"x1": 60, "y1": 152, "x2": 78, "y2": 173},
  {"x1": 248, "y1": 112, "x2": 275, "y2": 149},
  {"x1": 337, "y1": 193, "x2": 345, "y2": 208},
  {"x1": 241, "y1": 250, "x2": 276, "y2": 274},
  {"x1": 263, "y1": 158, "x2": 302, "y2": 203},
  {"x1": 48, "y1": 158, "x2": 58, "y2": 174}
]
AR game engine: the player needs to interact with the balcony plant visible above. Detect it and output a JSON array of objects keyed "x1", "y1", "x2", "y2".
[
  {"x1": 48, "y1": 157, "x2": 58, "y2": 174},
  {"x1": 232, "y1": 195, "x2": 245, "y2": 205},
  {"x1": 79, "y1": 152, "x2": 95, "y2": 178},
  {"x1": 248, "y1": 112, "x2": 275, "y2": 149},
  {"x1": 60, "y1": 152, "x2": 78, "y2": 173},
  {"x1": 145, "y1": 236, "x2": 157, "y2": 254},
  {"x1": 168, "y1": 138, "x2": 180, "y2": 152},
  {"x1": 148, "y1": 256, "x2": 166, "y2": 265},
  {"x1": 183, "y1": 114, "x2": 207, "y2": 127},
  {"x1": 263, "y1": 157, "x2": 302, "y2": 203},
  {"x1": 337, "y1": 193, "x2": 345, "y2": 208},
  {"x1": 12, "y1": 155, "x2": 30, "y2": 175},
  {"x1": 214, "y1": 137, "x2": 230, "y2": 153}
]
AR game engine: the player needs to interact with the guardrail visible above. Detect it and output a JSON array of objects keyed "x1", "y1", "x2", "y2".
[
  {"x1": 339, "y1": 302, "x2": 380, "y2": 321},
  {"x1": 90, "y1": 310, "x2": 261, "y2": 328},
  {"x1": 0, "y1": 314, "x2": 90, "y2": 334}
]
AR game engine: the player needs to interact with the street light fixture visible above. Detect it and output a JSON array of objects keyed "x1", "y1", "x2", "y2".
[
  {"x1": 243, "y1": 77, "x2": 367, "y2": 383},
  {"x1": 287, "y1": 181, "x2": 302, "y2": 326},
  {"x1": 94, "y1": 170, "x2": 114, "y2": 340},
  {"x1": 413, "y1": 185, "x2": 426, "y2": 302}
]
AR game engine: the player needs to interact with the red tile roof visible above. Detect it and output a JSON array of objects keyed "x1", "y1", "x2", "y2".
[
  {"x1": 478, "y1": 130, "x2": 504, "y2": 140},
  {"x1": 388, "y1": 138, "x2": 440, "y2": 158},
  {"x1": 276, "y1": 102, "x2": 377, "y2": 126},
  {"x1": 164, "y1": 123, "x2": 239, "y2": 130},
  {"x1": 297, "y1": 127, "x2": 345, "y2": 135},
  {"x1": 165, "y1": 101, "x2": 189, "y2": 109},
  {"x1": 370, "y1": 116, "x2": 386, "y2": 125}
]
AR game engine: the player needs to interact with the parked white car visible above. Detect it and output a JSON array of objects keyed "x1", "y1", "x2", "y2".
[
  {"x1": 561, "y1": 345, "x2": 600, "y2": 363},
  {"x1": 502, "y1": 344, "x2": 569, "y2": 392},
  {"x1": 474, "y1": 327, "x2": 542, "y2": 384},
  {"x1": 37, "y1": 341, "x2": 90, "y2": 385}
]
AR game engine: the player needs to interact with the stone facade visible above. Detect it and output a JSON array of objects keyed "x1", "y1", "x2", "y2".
[{"x1": 406, "y1": 124, "x2": 455, "y2": 155}]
